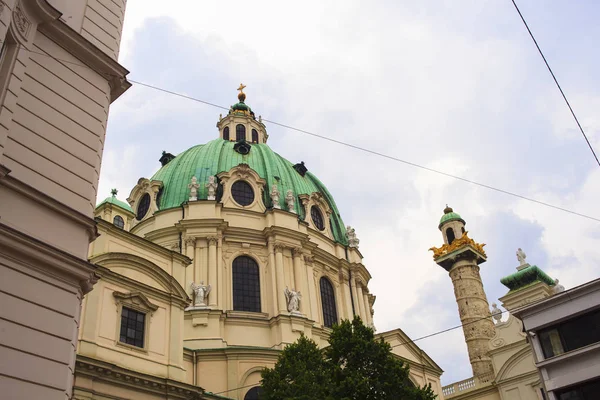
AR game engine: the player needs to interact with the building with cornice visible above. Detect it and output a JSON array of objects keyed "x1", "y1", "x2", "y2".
[
  {"x1": 0, "y1": 1, "x2": 129, "y2": 399},
  {"x1": 74, "y1": 89, "x2": 444, "y2": 400}
]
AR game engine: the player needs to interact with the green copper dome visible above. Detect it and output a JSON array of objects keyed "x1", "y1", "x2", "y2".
[
  {"x1": 97, "y1": 189, "x2": 133, "y2": 213},
  {"x1": 151, "y1": 138, "x2": 348, "y2": 245},
  {"x1": 438, "y1": 206, "x2": 465, "y2": 229}
]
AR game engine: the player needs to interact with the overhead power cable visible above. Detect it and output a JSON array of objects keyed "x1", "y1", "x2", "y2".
[
  {"x1": 510, "y1": 0, "x2": 600, "y2": 168},
  {"x1": 14, "y1": 47, "x2": 600, "y2": 223}
]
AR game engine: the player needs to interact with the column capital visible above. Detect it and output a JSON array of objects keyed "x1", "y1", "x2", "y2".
[
  {"x1": 206, "y1": 236, "x2": 218, "y2": 245},
  {"x1": 274, "y1": 242, "x2": 287, "y2": 253},
  {"x1": 184, "y1": 236, "x2": 196, "y2": 246},
  {"x1": 292, "y1": 247, "x2": 303, "y2": 257},
  {"x1": 303, "y1": 254, "x2": 314, "y2": 265}
]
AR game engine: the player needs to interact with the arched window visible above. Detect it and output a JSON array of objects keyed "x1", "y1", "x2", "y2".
[
  {"x1": 223, "y1": 126, "x2": 230, "y2": 140},
  {"x1": 446, "y1": 227, "x2": 456, "y2": 244},
  {"x1": 251, "y1": 129, "x2": 259, "y2": 143},
  {"x1": 232, "y1": 256, "x2": 261, "y2": 312},
  {"x1": 236, "y1": 124, "x2": 246, "y2": 141},
  {"x1": 244, "y1": 387, "x2": 263, "y2": 400},
  {"x1": 113, "y1": 215, "x2": 125, "y2": 229},
  {"x1": 320, "y1": 277, "x2": 338, "y2": 328},
  {"x1": 311, "y1": 206, "x2": 325, "y2": 231}
]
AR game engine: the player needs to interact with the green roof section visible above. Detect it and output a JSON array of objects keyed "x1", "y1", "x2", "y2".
[
  {"x1": 500, "y1": 265, "x2": 556, "y2": 292},
  {"x1": 151, "y1": 138, "x2": 348, "y2": 245},
  {"x1": 97, "y1": 189, "x2": 133, "y2": 213},
  {"x1": 438, "y1": 206, "x2": 465, "y2": 229}
]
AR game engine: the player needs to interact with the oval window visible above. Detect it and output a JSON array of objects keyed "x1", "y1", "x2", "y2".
[
  {"x1": 231, "y1": 181, "x2": 254, "y2": 206},
  {"x1": 136, "y1": 193, "x2": 151, "y2": 220},
  {"x1": 113, "y1": 215, "x2": 125, "y2": 229},
  {"x1": 311, "y1": 206, "x2": 325, "y2": 231}
]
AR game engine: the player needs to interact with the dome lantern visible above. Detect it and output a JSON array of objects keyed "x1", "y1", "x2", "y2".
[{"x1": 216, "y1": 84, "x2": 269, "y2": 144}]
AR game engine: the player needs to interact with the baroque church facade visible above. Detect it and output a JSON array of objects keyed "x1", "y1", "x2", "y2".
[{"x1": 75, "y1": 89, "x2": 444, "y2": 399}]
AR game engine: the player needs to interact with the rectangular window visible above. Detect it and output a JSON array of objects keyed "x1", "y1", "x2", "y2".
[
  {"x1": 539, "y1": 309, "x2": 600, "y2": 358},
  {"x1": 119, "y1": 307, "x2": 145, "y2": 348},
  {"x1": 557, "y1": 378, "x2": 600, "y2": 400}
]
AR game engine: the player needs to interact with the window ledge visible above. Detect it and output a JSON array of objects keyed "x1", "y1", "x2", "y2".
[
  {"x1": 225, "y1": 310, "x2": 269, "y2": 320},
  {"x1": 115, "y1": 340, "x2": 149, "y2": 354},
  {"x1": 537, "y1": 341, "x2": 600, "y2": 367}
]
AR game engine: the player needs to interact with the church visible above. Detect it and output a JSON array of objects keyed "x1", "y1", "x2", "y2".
[{"x1": 74, "y1": 88, "x2": 444, "y2": 399}]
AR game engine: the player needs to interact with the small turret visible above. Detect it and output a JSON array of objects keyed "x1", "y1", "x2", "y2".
[{"x1": 216, "y1": 84, "x2": 269, "y2": 144}]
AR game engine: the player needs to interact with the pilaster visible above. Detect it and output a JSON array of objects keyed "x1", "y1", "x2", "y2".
[
  {"x1": 274, "y1": 243, "x2": 287, "y2": 314},
  {"x1": 207, "y1": 236, "x2": 217, "y2": 307}
]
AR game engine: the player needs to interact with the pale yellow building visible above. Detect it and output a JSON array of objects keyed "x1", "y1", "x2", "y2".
[
  {"x1": 0, "y1": 0, "x2": 129, "y2": 399},
  {"x1": 432, "y1": 207, "x2": 562, "y2": 400},
  {"x1": 74, "y1": 89, "x2": 444, "y2": 400}
]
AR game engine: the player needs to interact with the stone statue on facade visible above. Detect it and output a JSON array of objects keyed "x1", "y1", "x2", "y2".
[
  {"x1": 188, "y1": 176, "x2": 200, "y2": 201},
  {"x1": 491, "y1": 303, "x2": 503, "y2": 323},
  {"x1": 270, "y1": 184, "x2": 281, "y2": 209},
  {"x1": 284, "y1": 287, "x2": 302, "y2": 314},
  {"x1": 553, "y1": 278, "x2": 565, "y2": 294},
  {"x1": 190, "y1": 281, "x2": 211, "y2": 308},
  {"x1": 206, "y1": 175, "x2": 218, "y2": 201},
  {"x1": 285, "y1": 190, "x2": 295, "y2": 213},
  {"x1": 346, "y1": 226, "x2": 360, "y2": 248},
  {"x1": 516, "y1": 248, "x2": 527, "y2": 266}
]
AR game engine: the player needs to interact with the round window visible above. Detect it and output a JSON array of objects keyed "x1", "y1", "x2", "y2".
[
  {"x1": 136, "y1": 193, "x2": 151, "y2": 220},
  {"x1": 311, "y1": 206, "x2": 325, "y2": 231},
  {"x1": 231, "y1": 181, "x2": 254, "y2": 206},
  {"x1": 113, "y1": 215, "x2": 125, "y2": 229}
]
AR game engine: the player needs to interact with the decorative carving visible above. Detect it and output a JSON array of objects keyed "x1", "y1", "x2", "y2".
[
  {"x1": 0, "y1": 2, "x2": 4, "y2": 15},
  {"x1": 234, "y1": 163, "x2": 253, "y2": 180},
  {"x1": 270, "y1": 184, "x2": 281, "y2": 209},
  {"x1": 169, "y1": 241, "x2": 180, "y2": 251},
  {"x1": 429, "y1": 231, "x2": 486, "y2": 260},
  {"x1": 553, "y1": 278, "x2": 565, "y2": 294},
  {"x1": 80, "y1": 273, "x2": 100, "y2": 294},
  {"x1": 207, "y1": 236, "x2": 218, "y2": 246},
  {"x1": 284, "y1": 287, "x2": 302, "y2": 314},
  {"x1": 13, "y1": 4, "x2": 31, "y2": 36},
  {"x1": 184, "y1": 236, "x2": 196, "y2": 247},
  {"x1": 113, "y1": 291, "x2": 159, "y2": 312},
  {"x1": 490, "y1": 338, "x2": 506, "y2": 348},
  {"x1": 303, "y1": 255, "x2": 314, "y2": 265},
  {"x1": 516, "y1": 248, "x2": 527, "y2": 266},
  {"x1": 292, "y1": 247, "x2": 303, "y2": 257},
  {"x1": 206, "y1": 176, "x2": 218, "y2": 200},
  {"x1": 274, "y1": 242, "x2": 286, "y2": 253},
  {"x1": 190, "y1": 281, "x2": 211, "y2": 308},
  {"x1": 285, "y1": 189, "x2": 295, "y2": 213},
  {"x1": 346, "y1": 226, "x2": 360, "y2": 248},
  {"x1": 491, "y1": 303, "x2": 502, "y2": 323},
  {"x1": 188, "y1": 176, "x2": 200, "y2": 201}
]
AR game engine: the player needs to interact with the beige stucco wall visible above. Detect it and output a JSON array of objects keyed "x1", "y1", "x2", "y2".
[{"x1": 0, "y1": 1, "x2": 129, "y2": 399}]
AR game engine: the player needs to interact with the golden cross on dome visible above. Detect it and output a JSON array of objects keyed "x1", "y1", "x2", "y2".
[{"x1": 237, "y1": 83, "x2": 246, "y2": 94}]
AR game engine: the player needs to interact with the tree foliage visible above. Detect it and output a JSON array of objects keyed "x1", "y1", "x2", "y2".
[{"x1": 261, "y1": 317, "x2": 437, "y2": 400}]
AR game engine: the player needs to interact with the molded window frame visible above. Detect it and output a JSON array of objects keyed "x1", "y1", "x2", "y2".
[
  {"x1": 113, "y1": 291, "x2": 158, "y2": 353},
  {"x1": 319, "y1": 276, "x2": 338, "y2": 328}
]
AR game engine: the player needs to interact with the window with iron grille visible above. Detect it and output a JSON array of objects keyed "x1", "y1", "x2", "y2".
[
  {"x1": 311, "y1": 206, "x2": 325, "y2": 231},
  {"x1": 119, "y1": 307, "x2": 145, "y2": 348},
  {"x1": 320, "y1": 277, "x2": 338, "y2": 328},
  {"x1": 113, "y1": 215, "x2": 125, "y2": 229},
  {"x1": 251, "y1": 129, "x2": 259, "y2": 143},
  {"x1": 223, "y1": 126, "x2": 230, "y2": 140},
  {"x1": 232, "y1": 256, "x2": 261, "y2": 312},
  {"x1": 236, "y1": 124, "x2": 246, "y2": 141},
  {"x1": 231, "y1": 180, "x2": 254, "y2": 206}
]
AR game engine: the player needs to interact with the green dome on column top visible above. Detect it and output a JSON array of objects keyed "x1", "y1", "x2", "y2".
[
  {"x1": 151, "y1": 138, "x2": 348, "y2": 245},
  {"x1": 438, "y1": 205, "x2": 465, "y2": 229}
]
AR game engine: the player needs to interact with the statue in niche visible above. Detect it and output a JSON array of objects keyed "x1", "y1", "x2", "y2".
[
  {"x1": 190, "y1": 281, "x2": 211, "y2": 307},
  {"x1": 553, "y1": 278, "x2": 565, "y2": 294},
  {"x1": 346, "y1": 226, "x2": 360, "y2": 248},
  {"x1": 491, "y1": 303, "x2": 503, "y2": 323},
  {"x1": 284, "y1": 287, "x2": 302, "y2": 314},
  {"x1": 285, "y1": 190, "x2": 295, "y2": 213},
  {"x1": 270, "y1": 184, "x2": 281, "y2": 209},
  {"x1": 516, "y1": 248, "x2": 527, "y2": 266},
  {"x1": 188, "y1": 176, "x2": 200, "y2": 201},
  {"x1": 206, "y1": 175, "x2": 218, "y2": 200}
]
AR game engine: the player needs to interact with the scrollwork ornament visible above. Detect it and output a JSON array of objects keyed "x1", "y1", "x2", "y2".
[
  {"x1": 207, "y1": 236, "x2": 218, "y2": 246},
  {"x1": 13, "y1": 4, "x2": 31, "y2": 36}
]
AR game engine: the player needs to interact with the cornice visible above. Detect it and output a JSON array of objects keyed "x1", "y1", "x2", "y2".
[
  {"x1": 75, "y1": 355, "x2": 205, "y2": 399},
  {"x1": 34, "y1": 3, "x2": 131, "y2": 102},
  {"x1": 263, "y1": 225, "x2": 310, "y2": 243},
  {"x1": 96, "y1": 218, "x2": 191, "y2": 265},
  {"x1": 176, "y1": 218, "x2": 229, "y2": 231},
  {"x1": 0, "y1": 221, "x2": 98, "y2": 294},
  {"x1": 1, "y1": 174, "x2": 98, "y2": 241}
]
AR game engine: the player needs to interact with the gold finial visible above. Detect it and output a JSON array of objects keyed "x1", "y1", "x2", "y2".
[{"x1": 237, "y1": 83, "x2": 246, "y2": 102}]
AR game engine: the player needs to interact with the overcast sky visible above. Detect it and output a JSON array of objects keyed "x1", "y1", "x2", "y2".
[{"x1": 99, "y1": 0, "x2": 600, "y2": 385}]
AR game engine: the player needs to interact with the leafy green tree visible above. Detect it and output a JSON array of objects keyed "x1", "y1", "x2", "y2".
[{"x1": 261, "y1": 317, "x2": 437, "y2": 400}]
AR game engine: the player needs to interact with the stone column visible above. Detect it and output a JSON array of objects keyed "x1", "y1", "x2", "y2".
[
  {"x1": 184, "y1": 237, "x2": 195, "y2": 291},
  {"x1": 363, "y1": 291, "x2": 373, "y2": 327},
  {"x1": 274, "y1": 243, "x2": 287, "y2": 314},
  {"x1": 449, "y1": 260, "x2": 495, "y2": 377},
  {"x1": 350, "y1": 274, "x2": 360, "y2": 320},
  {"x1": 207, "y1": 236, "x2": 218, "y2": 307},
  {"x1": 356, "y1": 283, "x2": 366, "y2": 321},
  {"x1": 217, "y1": 236, "x2": 224, "y2": 309},
  {"x1": 267, "y1": 240, "x2": 278, "y2": 316},
  {"x1": 305, "y1": 255, "x2": 318, "y2": 322},
  {"x1": 195, "y1": 239, "x2": 207, "y2": 285},
  {"x1": 292, "y1": 247, "x2": 305, "y2": 314},
  {"x1": 341, "y1": 272, "x2": 353, "y2": 319}
]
